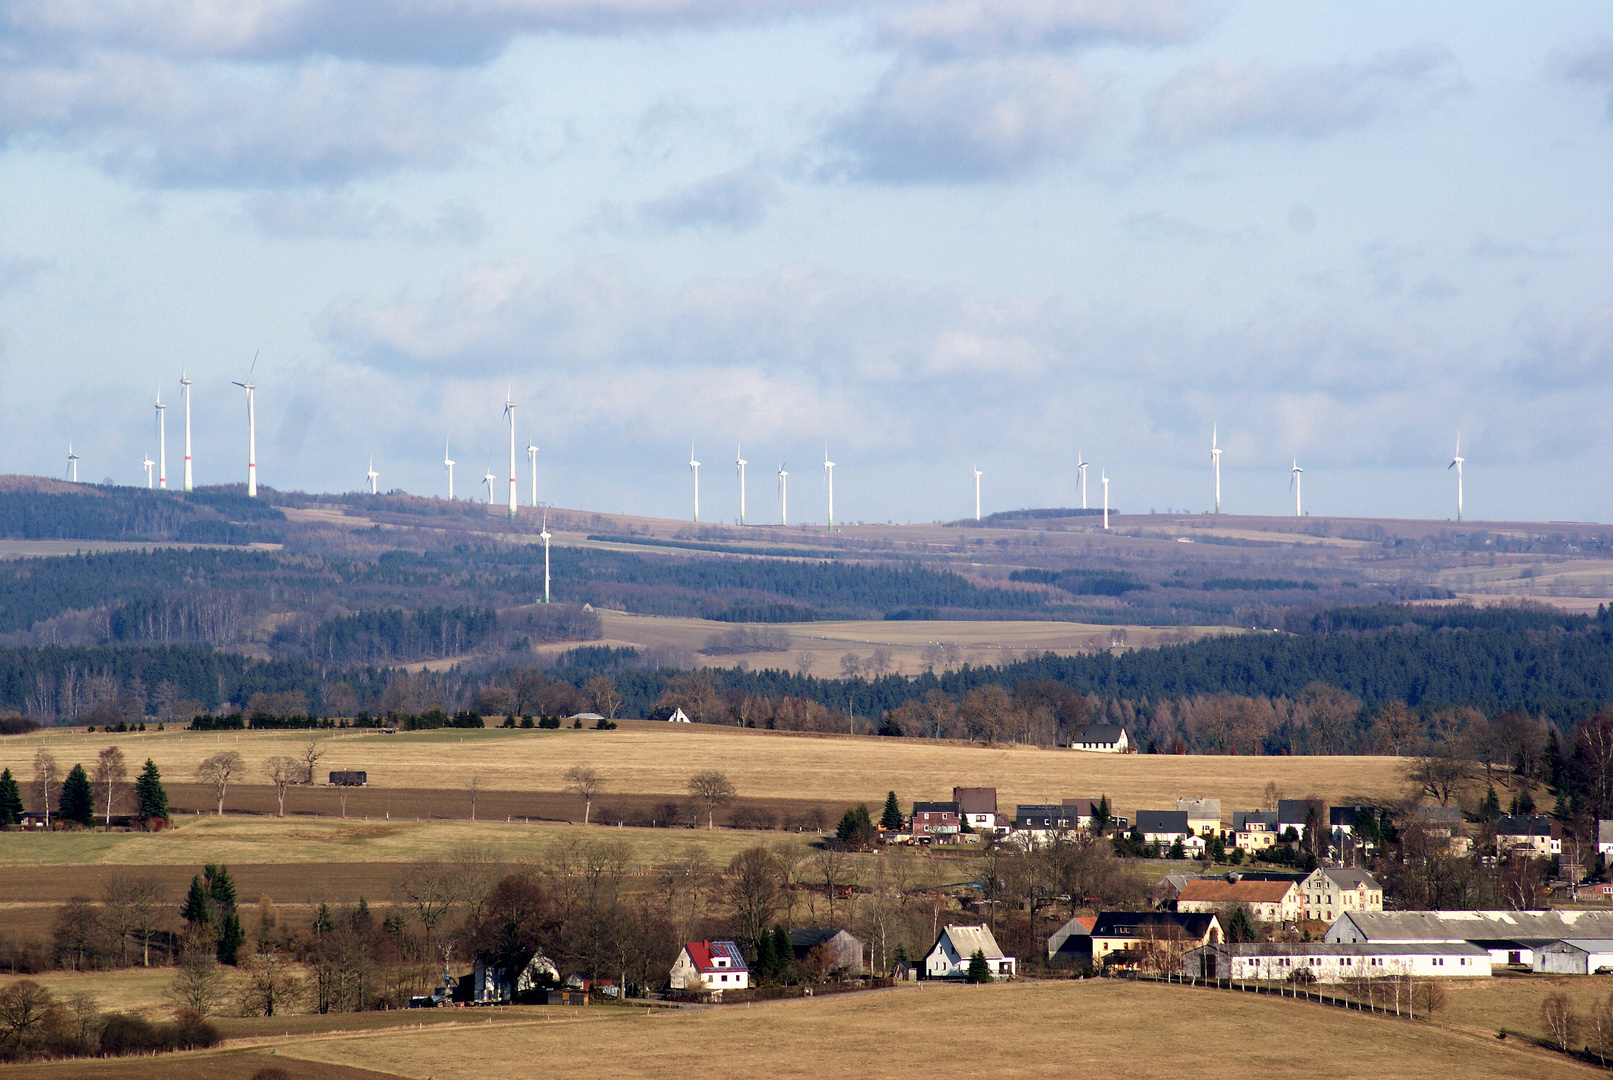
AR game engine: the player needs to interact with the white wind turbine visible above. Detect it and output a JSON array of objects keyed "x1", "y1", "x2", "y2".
[
  {"x1": 527, "y1": 440, "x2": 539, "y2": 508},
  {"x1": 823, "y1": 445, "x2": 835, "y2": 531},
  {"x1": 1101, "y1": 471, "x2": 1109, "y2": 530},
  {"x1": 154, "y1": 389, "x2": 168, "y2": 490},
  {"x1": 180, "y1": 369, "x2": 194, "y2": 492},
  {"x1": 66, "y1": 442, "x2": 79, "y2": 483},
  {"x1": 231, "y1": 352, "x2": 258, "y2": 498},
  {"x1": 1077, "y1": 450, "x2": 1089, "y2": 510},
  {"x1": 142, "y1": 453, "x2": 154, "y2": 489},
  {"x1": 444, "y1": 439, "x2": 455, "y2": 500},
  {"x1": 689, "y1": 442, "x2": 701, "y2": 522},
  {"x1": 777, "y1": 463, "x2": 788, "y2": 526},
  {"x1": 1449, "y1": 435, "x2": 1464, "y2": 521},
  {"x1": 973, "y1": 465, "x2": 982, "y2": 522},
  {"x1": 1290, "y1": 458, "x2": 1303, "y2": 517},
  {"x1": 503, "y1": 389, "x2": 517, "y2": 519},
  {"x1": 1211, "y1": 426, "x2": 1222, "y2": 514},
  {"x1": 482, "y1": 466, "x2": 496, "y2": 505},
  {"x1": 540, "y1": 511, "x2": 552, "y2": 604},
  {"x1": 736, "y1": 444, "x2": 747, "y2": 526},
  {"x1": 367, "y1": 455, "x2": 379, "y2": 495}
]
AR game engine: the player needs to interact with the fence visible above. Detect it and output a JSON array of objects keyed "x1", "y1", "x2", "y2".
[{"x1": 1113, "y1": 970, "x2": 1431, "y2": 1019}]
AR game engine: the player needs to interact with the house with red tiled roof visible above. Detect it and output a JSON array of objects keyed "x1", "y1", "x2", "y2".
[
  {"x1": 1176, "y1": 877, "x2": 1302, "y2": 923},
  {"x1": 669, "y1": 940, "x2": 749, "y2": 995}
]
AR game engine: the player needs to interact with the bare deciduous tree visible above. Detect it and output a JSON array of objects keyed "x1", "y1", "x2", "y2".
[
  {"x1": 166, "y1": 949, "x2": 226, "y2": 1018},
  {"x1": 394, "y1": 860, "x2": 460, "y2": 948},
  {"x1": 299, "y1": 740, "x2": 325, "y2": 785},
  {"x1": 262, "y1": 757, "x2": 299, "y2": 817},
  {"x1": 32, "y1": 749, "x2": 59, "y2": 826},
  {"x1": 688, "y1": 770, "x2": 736, "y2": 830},
  {"x1": 237, "y1": 949, "x2": 305, "y2": 1017},
  {"x1": 564, "y1": 763, "x2": 603, "y2": 825},
  {"x1": 584, "y1": 676, "x2": 622, "y2": 720},
  {"x1": 195, "y1": 751, "x2": 246, "y2": 815},
  {"x1": 93, "y1": 746, "x2": 127, "y2": 828},
  {"x1": 725, "y1": 847, "x2": 782, "y2": 950},
  {"x1": 1542, "y1": 991, "x2": 1579, "y2": 1052},
  {"x1": 101, "y1": 873, "x2": 163, "y2": 967}
]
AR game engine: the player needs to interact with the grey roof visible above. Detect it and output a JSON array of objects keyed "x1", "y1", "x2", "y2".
[
  {"x1": 1198, "y1": 942, "x2": 1487, "y2": 958},
  {"x1": 1316, "y1": 868, "x2": 1382, "y2": 891},
  {"x1": 1135, "y1": 810, "x2": 1189, "y2": 834},
  {"x1": 788, "y1": 927, "x2": 860, "y2": 950},
  {"x1": 1070, "y1": 724, "x2": 1125, "y2": 744},
  {"x1": 912, "y1": 801, "x2": 959, "y2": 814},
  {"x1": 1496, "y1": 814, "x2": 1555, "y2": 837},
  {"x1": 1091, "y1": 912, "x2": 1220, "y2": 939},
  {"x1": 1415, "y1": 805, "x2": 1462, "y2": 824},
  {"x1": 1233, "y1": 810, "x2": 1278, "y2": 831},
  {"x1": 1328, "y1": 910, "x2": 1613, "y2": 943},
  {"x1": 937, "y1": 923, "x2": 1006, "y2": 960},
  {"x1": 1277, "y1": 798, "x2": 1326, "y2": 825},
  {"x1": 1177, "y1": 798, "x2": 1221, "y2": 819},
  {"x1": 1542, "y1": 939, "x2": 1613, "y2": 954},
  {"x1": 1601, "y1": 820, "x2": 1613, "y2": 846},
  {"x1": 953, "y1": 787, "x2": 998, "y2": 814}
]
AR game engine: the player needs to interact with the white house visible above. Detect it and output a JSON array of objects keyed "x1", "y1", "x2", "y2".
[
  {"x1": 1177, "y1": 878, "x2": 1302, "y2": 923},
  {"x1": 1535, "y1": 940, "x2": 1613, "y2": 975},
  {"x1": 1068, "y1": 724, "x2": 1129, "y2": 753},
  {"x1": 1325, "y1": 910, "x2": 1613, "y2": 967},
  {"x1": 1299, "y1": 867, "x2": 1383, "y2": 922},
  {"x1": 1494, "y1": 814, "x2": 1561, "y2": 856},
  {"x1": 1134, "y1": 810, "x2": 1205, "y2": 854},
  {"x1": 953, "y1": 787, "x2": 998, "y2": 831},
  {"x1": 923, "y1": 924, "x2": 1015, "y2": 980},
  {"x1": 471, "y1": 951, "x2": 560, "y2": 1003},
  {"x1": 670, "y1": 940, "x2": 749, "y2": 994},
  {"x1": 1183, "y1": 942, "x2": 1490, "y2": 983},
  {"x1": 665, "y1": 707, "x2": 692, "y2": 723}
]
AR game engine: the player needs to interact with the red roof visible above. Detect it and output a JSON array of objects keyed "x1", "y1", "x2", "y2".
[{"x1": 682, "y1": 940, "x2": 747, "y2": 973}]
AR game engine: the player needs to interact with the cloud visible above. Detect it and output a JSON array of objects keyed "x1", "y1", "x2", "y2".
[
  {"x1": 0, "y1": 52, "x2": 493, "y2": 187},
  {"x1": 829, "y1": 56, "x2": 1108, "y2": 182},
  {"x1": 636, "y1": 168, "x2": 783, "y2": 232},
  {"x1": 877, "y1": 0, "x2": 1211, "y2": 58},
  {"x1": 1122, "y1": 209, "x2": 1258, "y2": 244},
  {"x1": 1557, "y1": 39, "x2": 1613, "y2": 117},
  {"x1": 1145, "y1": 46, "x2": 1461, "y2": 148},
  {"x1": 244, "y1": 192, "x2": 487, "y2": 241},
  {"x1": 0, "y1": 257, "x2": 51, "y2": 294}
]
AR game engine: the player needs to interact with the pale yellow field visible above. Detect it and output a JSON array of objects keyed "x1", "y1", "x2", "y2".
[
  {"x1": 272, "y1": 979, "x2": 1593, "y2": 1080},
  {"x1": 0, "y1": 725, "x2": 1412, "y2": 824},
  {"x1": 2, "y1": 966, "x2": 180, "y2": 1019}
]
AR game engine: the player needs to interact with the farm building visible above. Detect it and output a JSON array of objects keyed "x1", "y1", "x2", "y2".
[
  {"x1": 924, "y1": 924, "x2": 1015, "y2": 980},
  {"x1": 788, "y1": 928, "x2": 865, "y2": 978},
  {"x1": 470, "y1": 951, "x2": 559, "y2": 1003},
  {"x1": 1067, "y1": 724, "x2": 1129, "y2": 753},
  {"x1": 1182, "y1": 942, "x2": 1490, "y2": 982},
  {"x1": 327, "y1": 770, "x2": 367, "y2": 786},
  {"x1": 1325, "y1": 910, "x2": 1613, "y2": 967},
  {"x1": 1299, "y1": 867, "x2": 1383, "y2": 922},
  {"x1": 1176, "y1": 877, "x2": 1302, "y2": 923},
  {"x1": 1085, "y1": 912, "x2": 1222, "y2": 966},
  {"x1": 1534, "y1": 940, "x2": 1613, "y2": 975},
  {"x1": 1046, "y1": 915, "x2": 1097, "y2": 963}
]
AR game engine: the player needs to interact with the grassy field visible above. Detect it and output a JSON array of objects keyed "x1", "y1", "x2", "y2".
[{"x1": 0, "y1": 724, "x2": 1414, "y2": 823}]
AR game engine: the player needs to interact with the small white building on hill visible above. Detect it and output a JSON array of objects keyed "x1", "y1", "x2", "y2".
[{"x1": 1183, "y1": 942, "x2": 1490, "y2": 982}]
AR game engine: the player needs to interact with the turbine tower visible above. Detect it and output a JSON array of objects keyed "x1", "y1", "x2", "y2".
[
  {"x1": 823, "y1": 445, "x2": 835, "y2": 531},
  {"x1": 482, "y1": 466, "x2": 496, "y2": 505},
  {"x1": 527, "y1": 440, "x2": 539, "y2": 508},
  {"x1": 1077, "y1": 450, "x2": 1089, "y2": 510},
  {"x1": 1290, "y1": 458, "x2": 1303, "y2": 517},
  {"x1": 142, "y1": 453, "x2": 154, "y2": 489},
  {"x1": 155, "y1": 389, "x2": 168, "y2": 490},
  {"x1": 689, "y1": 442, "x2": 701, "y2": 522},
  {"x1": 1211, "y1": 426, "x2": 1222, "y2": 514},
  {"x1": 736, "y1": 444, "x2": 747, "y2": 526},
  {"x1": 503, "y1": 389, "x2": 517, "y2": 519},
  {"x1": 231, "y1": 352, "x2": 258, "y2": 498},
  {"x1": 179, "y1": 370, "x2": 194, "y2": 491},
  {"x1": 444, "y1": 439, "x2": 455, "y2": 500},
  {"x1": 973, "y1": 465, "x2": 982, "y2": 522},
  {"x1": 367, "y1": 455, "x2": 379, "y2": 495},
  {"x1": 777, "y1": 463, "x2": 788, "y2": 526},
  {"x1": 540, "y1": 512, "x2": 552, "y2": 604},
  {"x1": 1101, "y1": 471, "x2": 1109, "y2": 530},
  {"x1": 66, "y1": 443, "x2": 79, "y2": 483},
  {"x1": 1449, "y1": 435, "x2": 1464, "y2": 521}
]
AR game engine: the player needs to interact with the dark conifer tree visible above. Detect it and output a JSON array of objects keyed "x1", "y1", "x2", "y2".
[
  {"x1": 205, "y1": 864, "x2": 237, "y2": 908},
  {"x1": 0, "y1": 768, "x2": 23, "y2": 826},
  {"x1": 181, "y1": 874, "x2": 213, "y2": 929},
  {"x1": 1479, "y1": 786, "x2": 1500, "y2": 821},
  {"x1": 967, "y1": 949, "x2": 991, "y2": 983},
  {"x1": 755, "y1": 929, "x2": 775, "y2": 982},
  {"x1": 217, "y1": 911, "x2": 245, "y2": 965},
  {"x1": 880, "y1": 792, "x2": 903, "y2": 830},
  {"x1": 770, "y1": 925, "x2": 792, "y2": 980},
  {"x1": 134, "y1": 759, "x2": 168, "y2": 821},
  {"x1": 60, "y1": 763, "x2": 94, "y2": 826}
]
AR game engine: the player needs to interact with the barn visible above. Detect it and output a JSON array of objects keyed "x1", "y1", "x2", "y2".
[{"x1": 328, "y1": 770, "x2": 368, "y2": 786}]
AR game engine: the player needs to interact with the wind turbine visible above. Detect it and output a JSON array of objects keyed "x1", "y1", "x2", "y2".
[
  {"x1": 1077, "y1": 450, "x2": 1089, "y2": 510},
  {"x1": 444, "y1": 439, "x2": 455, "y2": 500},
  {"x1": 973, "y1": 465, "x2": 982, "y2": 522},
  {"x1": 367, "y1": 455, "x2": 379, "y2": 495},
  {"x1": 66, "y1": 443, "x2": 79, "y2": 483},
  {"x1": 1290, "y1": 458, "x2": 1303, "y2": 517},
  {"x1": 142, "y1": 453, "x2": 154, "y2": 489},
  {"x1": 777, "y1": 463, "x2": 788, "y2": 526},
  {"x1": 179, "y1": 370, "x2": 194, "y2": 492},
  {"x1": 1101, "y1": 471, "x2": 1109, "y2": 530},
  {"x1": 823, "y1": 445, "x2": 835, "y2": 531},
  {"x1": 482, "y1": 466, "x2": 496, "y2": 505},
  {"x1": 527, "y1": 440, "x2": 539, "y2": 508},
  {"x1": 689, "y1": 442, "x2": 701, "y2": 522},
  {"x1": 154, "y1": 389, "x2": 168, "y2": 490},
  {"x1": 540, "y1": 511, "x2": 551, "y2": 604},
  {"x1": 231, "y1": 352, "x2": 258, "y2": 498},
  {"x1": 1211, "y1": 426, "x2": 1222, "y2": 514},
  {"x1": 502, "y1": 389, "x2": 517, "y2": 519},
  {"x1": 736, "y1": 444, "x2": 747, "y2": 526},
  {"x1": 1449, "y1": 435, "x2": 1464, "y2": 521}
]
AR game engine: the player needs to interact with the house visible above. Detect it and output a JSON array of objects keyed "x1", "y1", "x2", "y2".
[
  {"x1": 1183, "y1": 942, "x2": 1490, "y2": 982},
  {"x1": 910, "y1": 801, "x2": 961, "y2": 841},
  {"x1": 1413, "y1": 805, "x2": 1462, "y2": 834},
  {"x1": 1134, "y1": 810, "x2": 1203, "y2": 854},
  {"x1": 923, "y1": 923, "x2": 1015, "y2": 980},
  {"x1": 1012, "y1": 804, "x2": 1080, "y2": 843},
  {"x1": 1087, "y1": 912, "x2": 1222, "y2": 967},
  {"x1": 470, "y1": 951, "x2": 559, "y2": 1003},
  {"x1": 1176, "y1": 798, "x2": 1221, "y2": 836},
  {"x1": 1176, "y1": 878, "x2": 1302, "y2": 923},
  {"x1": 670, "y1": 941, "x2": 749, "y2": 994},
  {"x1": 1152, "y1": 873, "x2": 1195, "y2": 906},
  {"x1": 1062, "y1": 799, "x2": 1128, "y2": 833},
  {"x1": 1232, "y1": 810, "x2": 1280, "y2": 853},
  {"x1": 788, "y1": 928, "x2": 865, "y2": 978},
  {"x1": 1495, "y1": 814, "x2": 1562, "y2": 857},
  {"x1": 1047, "y1": 915, "x2": 1097, "y2": 963},
  {"x1": 665, "y1": 707, "x2": 692, "y2": 723},
  {"x1": 1299, "y1": 867, "x2": 1383, "y2": 922},
  {"x1": 1535, "y1": 940, "x2": 1613, "y2": 975},
  {"x1": 1600, "y1": 820, "x2": 1613, "y2": 856},
  {"x1": 1068, "y1": 724, "x2": 1129, "y2": 753},
  {"x1": 953, "y1": 787, "x2": 999, "y2": 831},
  {"x1": 1276, "y1": 799, "x2": 1327, "y2": 841},
  {"x1": 1325, "y1": 910, "x2": 1613, "y2": 967}
]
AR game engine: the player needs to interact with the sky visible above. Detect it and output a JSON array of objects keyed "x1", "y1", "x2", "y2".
[{"x1": 2, "y1": 1, "x2": 1611, "y2": 525}]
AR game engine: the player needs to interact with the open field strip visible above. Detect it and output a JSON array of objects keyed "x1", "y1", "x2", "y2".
[
  {"x1": 270, "y1": 979, "x2": 1596, "y2": 1080},
  {"x1": 0, "y1": 726, "x2": 1414, "y2": 820}
]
